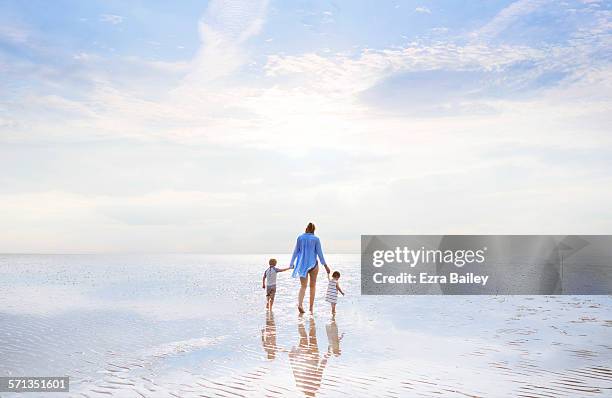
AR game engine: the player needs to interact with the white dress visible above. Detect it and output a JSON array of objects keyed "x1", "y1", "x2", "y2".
[{"x1": 325, "y1": 279, "x2": 338, "y2": 304}]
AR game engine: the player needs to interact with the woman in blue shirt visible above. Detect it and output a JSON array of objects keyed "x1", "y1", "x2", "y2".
[{"x1": 290, "y1": 222, "x2": 330, "y2": 313}]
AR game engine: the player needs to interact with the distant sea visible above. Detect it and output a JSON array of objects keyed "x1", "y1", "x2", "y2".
[{"x1": 0, "y1": 254, "x2": 610, "y2": 397}]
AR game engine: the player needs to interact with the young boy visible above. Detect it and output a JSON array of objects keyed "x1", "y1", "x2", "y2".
[
  {"x1": 262, "y1": 258, "x2": 290, "y2": 310},
  {"x1": 325, "y1": 270, "x2": 345, "y2": 315}
]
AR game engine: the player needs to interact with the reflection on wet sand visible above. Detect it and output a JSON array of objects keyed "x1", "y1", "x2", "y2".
[
  {"x1": 288, "y1": 316, "x2": 344, "y2": 397},
  {"x1": 326, "y1": 319, "x2": 344, "y2": 357},
  {"x1": 262, "y1": 310, "x2": 279, "y2": 360},
  {"x1": 289, "y1": 316, "x2": 328, "y2": 397}
]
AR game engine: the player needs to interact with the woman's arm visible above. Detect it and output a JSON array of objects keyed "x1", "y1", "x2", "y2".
[
  {"x1": 315, "y1": 238, "x2": 330, "y2": 273},
  {"x1": 290, "y1": 237, "x2": 301, "y2": 268}
]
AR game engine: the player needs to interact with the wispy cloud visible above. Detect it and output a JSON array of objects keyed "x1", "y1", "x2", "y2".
[
  {"x1": 471, "y1": 0, "x2": 549, "y2": 40},
  {"x1": 265, "y1": 42, "x2": 546, "y2": 99},
  {"x1": 99, "y1": 14, "x2": 124, "y2": 25},
  {"x1": 415, "y1": 7, "x2": 431, "y2": 14},
  {"x1": 0, "y1": 25, "x2": 29, "y2": 43},
  {"x1": 183, "y1": 0, "x2": 268, "y2": 84}
]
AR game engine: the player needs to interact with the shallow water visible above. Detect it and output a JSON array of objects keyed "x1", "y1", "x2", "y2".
[{"x1": 0, "y1": 254, "x2": 610, "y2": 397}]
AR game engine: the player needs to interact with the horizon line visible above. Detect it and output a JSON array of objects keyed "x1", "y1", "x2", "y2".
[{"x1": 0, "y1": 251, "x2": 361, "y2": 255}]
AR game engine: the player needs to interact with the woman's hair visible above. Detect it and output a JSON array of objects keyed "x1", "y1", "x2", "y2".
[
  {"x1": 305, "y1": 222, "x2": 316, "y2": 233},
  {"x1": 332, "y1": 271, "x2": 340, "y2": 279}
]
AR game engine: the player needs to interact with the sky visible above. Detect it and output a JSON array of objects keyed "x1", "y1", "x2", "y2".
[{"x1": 0, "y1": 0, "x2": 611, "y2": 253}]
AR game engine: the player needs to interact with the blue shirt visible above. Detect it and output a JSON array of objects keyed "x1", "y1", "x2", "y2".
[{"x1": 290, "y1": 233, "x2": 327, "y2": 278}]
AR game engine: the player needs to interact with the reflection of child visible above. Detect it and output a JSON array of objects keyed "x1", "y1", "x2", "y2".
[
  {"x1": 261, "y1": 311, "x2": 278, "y2": 360},
  {"x1": 262, "y1": 258, "x2": 290, "y2": 310},
  {"x1": 326, "y1": 320, "x2": 345, "y2": 356},
  {"x1": 325, "y1": 271, "x2": 345, "y2": 315}
]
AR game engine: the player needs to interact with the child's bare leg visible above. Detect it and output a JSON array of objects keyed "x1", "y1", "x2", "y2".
[
  {"x1": 331, "y1": 303, "x2": 336, "y2": 314},
  {"x1": 269, "y1": 297, "x2": 274, "y2": 310}
]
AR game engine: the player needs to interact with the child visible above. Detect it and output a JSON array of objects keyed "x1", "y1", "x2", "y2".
[
  {"x1": 262, "y1": 258, "x2": 290, "y2": 310},
  {"x1": 325, "y1": 270, "x2": 345, "y2": 315}
]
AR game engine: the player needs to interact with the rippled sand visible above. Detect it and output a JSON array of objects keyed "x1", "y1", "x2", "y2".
[{"x1": 0, "y1": 254, "x2": 610, "y2": 397}]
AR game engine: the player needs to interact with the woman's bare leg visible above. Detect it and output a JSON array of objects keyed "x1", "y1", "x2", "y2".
[
  {"x1": 298, "y1": 277, "x2": 308, "y2": 313},
  {"x1": 308, "y1": 266, "x2": 319, "y2": 313}
]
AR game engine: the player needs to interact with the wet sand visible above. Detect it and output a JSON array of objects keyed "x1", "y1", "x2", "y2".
[{"x1": 0, "y1": 254, "x2": 610, "y2": 397}]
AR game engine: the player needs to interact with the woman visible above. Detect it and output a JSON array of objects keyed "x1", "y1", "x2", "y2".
[{"x1": 290, "y1": 222, "x2": 330, "y2": 313}]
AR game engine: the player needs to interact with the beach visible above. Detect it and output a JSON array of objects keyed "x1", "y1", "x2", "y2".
[{"x1": 0, "y1": 254, "x2": 611, "y2": 397}]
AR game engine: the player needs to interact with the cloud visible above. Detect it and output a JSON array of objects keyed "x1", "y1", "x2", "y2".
[
  {"x1": 415, "y1": 7, "x2": 431, "y2": 14},
  {"x1": 262, "y1": 0, "x2": 610, "y2": 118},
  {"x1": 264, "y1": 42, "x2": 547, "y2": 101},
  {"x1": 184, "y1": 0, "x2": 268, "y2": 84},
  {"x1": 471, "y1": 0, "x2": 550, "y2": 39},
  {"x1": 99, "y1": 14, "x2": 124, "y2": 25},
  {"x1": 0, "y1": 25, "x2": 29, "y2": 44},
  {"x1": 5, "y1": 0, "x2": 605, "y2": 148}
]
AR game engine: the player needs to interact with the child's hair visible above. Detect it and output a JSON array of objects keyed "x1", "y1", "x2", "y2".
[
  {"x1": 305, "y1": 222, "x2": 315, "y2": 233},
  {"x1": 332, "y1": 271, "x2": 340, "y2": 279},
  {"x1": 269, "y1": 258, "x2": 277, "y2": 266}
]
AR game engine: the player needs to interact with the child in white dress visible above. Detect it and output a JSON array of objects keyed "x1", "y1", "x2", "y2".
[{"x1": 325, "y1": 271, "x2": 345, "y2": 315}]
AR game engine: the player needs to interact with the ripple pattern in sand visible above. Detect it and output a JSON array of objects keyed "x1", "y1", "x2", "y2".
[{"x1": 0, "y1": 254, "x2": 610, "y2": 397}]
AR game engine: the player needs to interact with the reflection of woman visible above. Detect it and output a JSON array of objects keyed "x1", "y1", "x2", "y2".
[
  {"x1": 291, "y1": 223, "x2": 330, "y2": 314},
  {"x1": 289, "y1": 317, "x2": 328, "y2": 397}
]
